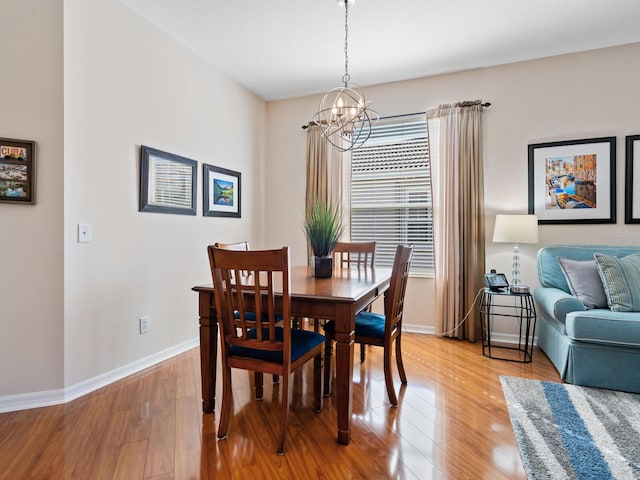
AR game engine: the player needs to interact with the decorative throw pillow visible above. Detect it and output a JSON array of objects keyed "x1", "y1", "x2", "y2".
[
  {"x1": 593, "y1": 252, "x2": 640, "y2": 312},
  {"x1": 557, "y1": 257, "x2": 608, "y2": 309}
]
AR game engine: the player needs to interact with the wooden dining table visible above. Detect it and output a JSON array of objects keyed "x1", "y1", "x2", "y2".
[{"x1": 192, "y1": 264, "x2": 391, "y2": 445}]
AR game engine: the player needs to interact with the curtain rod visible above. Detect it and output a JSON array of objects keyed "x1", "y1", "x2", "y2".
[{"x1": 301, "y1": 102, "x2": 491, "y2": 129}]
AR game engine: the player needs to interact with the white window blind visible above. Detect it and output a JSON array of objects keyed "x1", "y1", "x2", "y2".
[
  {"x1": 351, "y1": 120, "x2": 433, "y2": 276},
  {"x1": 148, "y1": 157, "x2": 193, "y2": 209}
]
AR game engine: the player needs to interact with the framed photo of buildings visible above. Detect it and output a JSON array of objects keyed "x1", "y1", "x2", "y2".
[
  {"x1": 528, "y1": 137, "x2": 616, "y2": 224},
  {"x1": 625, "y1": 135, "x2": 640, "y2": 224},
  {"x1": 203, "y1": 164, "x2": 241, "y2": 218},
  {"x1": 0, "y1": 138, "x2": 36, "y2": 205},
  {"x1": 139, "y1": 145, "x2": 197, "y2": 215}
]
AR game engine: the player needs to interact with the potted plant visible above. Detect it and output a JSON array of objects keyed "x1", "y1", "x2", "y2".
[{"x1": 304, "y1": 197, "x2": 344, "y2": 278}]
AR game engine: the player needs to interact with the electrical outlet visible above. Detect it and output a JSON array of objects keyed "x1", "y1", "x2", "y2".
[{"x1": 139, "y1": 316, "x2": 150, "y2": 334}]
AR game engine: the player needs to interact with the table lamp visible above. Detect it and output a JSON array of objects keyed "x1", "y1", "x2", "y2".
[{"x1": 492, "y1": 214, "x2": 539, "y2": 292}]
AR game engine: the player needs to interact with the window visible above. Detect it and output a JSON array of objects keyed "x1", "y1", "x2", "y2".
[{"x1": 350, "y1": 120, "x2": 433, "y2": 276}]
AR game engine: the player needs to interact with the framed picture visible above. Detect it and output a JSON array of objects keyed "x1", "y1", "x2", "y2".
[
  {"x1": 203, "y1": 164, "x2": 241, "y2": 218},
  {"x1": 625, "y1": 135, "x2": 640, "y2": 224},
  {"x1": 0, "y1": 137, "x2": 36, "y2": 205},
  {"x1": 139, "y1": 145, "x2": 197, "y2": 215},
  {"x1": 528, "y1": 137, "x2": 616, "y2": 224}
]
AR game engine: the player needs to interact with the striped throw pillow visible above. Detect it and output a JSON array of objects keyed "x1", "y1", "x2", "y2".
[{"x1": 593, "y1": 252, "x2": 640, "y2": 312}]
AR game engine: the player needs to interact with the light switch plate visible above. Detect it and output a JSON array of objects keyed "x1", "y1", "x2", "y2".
[{"x1": 78, "y1": 224, "x2": 92, "y2": 243}]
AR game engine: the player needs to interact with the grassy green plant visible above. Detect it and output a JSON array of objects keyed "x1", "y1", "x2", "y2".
[{"x1": 304, "y1": 198, "x2": 344, "y2": 257}]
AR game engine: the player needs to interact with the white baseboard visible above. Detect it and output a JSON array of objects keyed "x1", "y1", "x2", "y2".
[
  {"x1": 403, "y1": 323, "x2": 538, "y2": 346},
  {"x1": 404, "y1": 324, "x2": 436, "y2": 335},
  {"x1": 0, "y1": 387, "x2": 66, "y2": 414},
  {"x1": 489, "y1": 331, "x2": 539, "y2": 346},
  {"x1": 0, "y1": 337, "x2": 199, "y2": 413}
]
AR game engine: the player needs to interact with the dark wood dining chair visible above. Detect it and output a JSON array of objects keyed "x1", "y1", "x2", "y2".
[
  {"x1": 214, "y1": 241, "x2": 250, "y2": 251},
  {"x1": 208, "y1": 246, "x2": 325, "y2": 454},
  {"x1": 215, "y1": 241, "x2": 280, "y2": 384},
  {"x1": 331, "y1": 241, "x2": 377, "y2": 363},
  {"x1": 303, "y1": 241, "x2": 378, "y2": 334},
  {"x1": 214, "y1": 241, "x2": 252, "y2": 282},
  {"x1": 323, "y1": 244, "x2": 413, "y2": 406},
  {"x1": 333, "y1": 241, "x2": 376, "y2": 269}
]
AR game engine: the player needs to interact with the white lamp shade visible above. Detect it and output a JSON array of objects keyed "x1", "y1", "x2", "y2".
[{"x1": 492, "y1": 214, "x2": 539, "y2": 244}]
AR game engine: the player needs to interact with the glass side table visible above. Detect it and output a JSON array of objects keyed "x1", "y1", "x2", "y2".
[{"x1": 479, "y1": 287, "x2": 536, "y2": 363}]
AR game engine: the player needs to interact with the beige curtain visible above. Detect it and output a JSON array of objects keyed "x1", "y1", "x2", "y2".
[
  {"x1": 305, "y1": 124, "x2": 351, "y2": 238},
  {"x1": 305, "y1": 124, "x2": 329, "y2": 208},
  {"x1": 428, "y1": 101, "x2": 486, "y2": 340}
]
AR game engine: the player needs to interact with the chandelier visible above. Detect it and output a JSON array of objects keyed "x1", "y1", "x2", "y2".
[{"x1": 313, "y1": 0, "x2": 378, "y2": 152}]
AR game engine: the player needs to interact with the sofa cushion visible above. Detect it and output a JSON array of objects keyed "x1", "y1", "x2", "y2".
[
  {"x1": 537, "y1": 245, "x2": 640, "y2": 292},
  {"x1": 557, "y1": 257, "x2": 608, "y2": 309},
  {"x1": 566, "y1": 309, "x2": 640, "y2": 347},
  {"x1": 594, "y1": 252, "x2": 640, "y2": 312}
]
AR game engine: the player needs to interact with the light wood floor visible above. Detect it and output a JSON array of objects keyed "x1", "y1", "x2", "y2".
[{"x1": 0, "y1": 333, "x2": 560, "y2": 479}]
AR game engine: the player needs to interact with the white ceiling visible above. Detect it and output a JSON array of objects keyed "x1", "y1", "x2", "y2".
[{"x1": 120, "y1": 0, "x2": 640, "y2": 101}]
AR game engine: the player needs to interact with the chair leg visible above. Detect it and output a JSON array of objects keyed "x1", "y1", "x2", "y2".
[
  {"x1": 277, "y1": 372, "x2": 291, "y2": 455},
  {"x1": 314, "y1": 351, "x2": 323, "y2": 412},
  {"x1": 383, "y1": 343, "x2": 398, "y2": 406},
  {"x1": 217, "y1": 366, "x2": 233, "y2": 439},
  {"x1": 395, "y1": 335, "x2": 407, "y2": 384},
  {"x1": 360, "y1": 304, "x2": 372, "y2": 361},
  {"x1": 323, "y1": 336, "x2": 333, "y2": 396},
  {"x1": 255, "y1": 372, "x2": 264, "y2": 400}
]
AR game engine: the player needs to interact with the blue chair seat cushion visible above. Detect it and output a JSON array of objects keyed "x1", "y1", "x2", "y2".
[
  {"x1": 229, "y1": 327, "x2": 325, "y2": 363},
  {"x1": 324, "y1": 311, "x2": 394, "y2": 339}
]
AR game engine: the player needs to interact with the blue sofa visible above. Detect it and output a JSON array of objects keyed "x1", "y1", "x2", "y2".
[{"x1": 534, "y1": 245, "x2": 640, "y2": 393}]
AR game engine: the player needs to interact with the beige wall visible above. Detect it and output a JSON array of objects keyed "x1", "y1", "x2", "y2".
[
  {"x1": 266, "y1": 42, "x2": 640, "y2": 334},
  {"x1": 0, "y1": 0, "x2": 64, "y2": 396},
  {"x1": 63, "y1": 0, "x2": 267, "y2": 387}
]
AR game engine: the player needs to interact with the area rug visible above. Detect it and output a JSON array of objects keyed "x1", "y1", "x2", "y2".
[{"x1": 500, "y1": 376, "x2": 640, "y2": 479}]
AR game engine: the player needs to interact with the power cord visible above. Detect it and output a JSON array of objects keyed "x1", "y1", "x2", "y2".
[{"x1": 438, "y1": 287, "x2": 485, "y2": 337}]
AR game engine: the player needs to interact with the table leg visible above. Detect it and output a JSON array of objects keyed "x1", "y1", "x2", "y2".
[
  {"x1": 334, "y1": 304, "x2": 355, "y2": 445},
  {"x1": 199, "y1": 292, "x2": 218, "y2": 413}
]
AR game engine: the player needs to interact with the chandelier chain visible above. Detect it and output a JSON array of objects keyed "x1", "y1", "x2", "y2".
[
  {"x1": 313, "y1": 0, "x2": 378, "y2": 151},
  {"x1": 343, "y1": 0, "x2": 350, "y2": 86}
]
